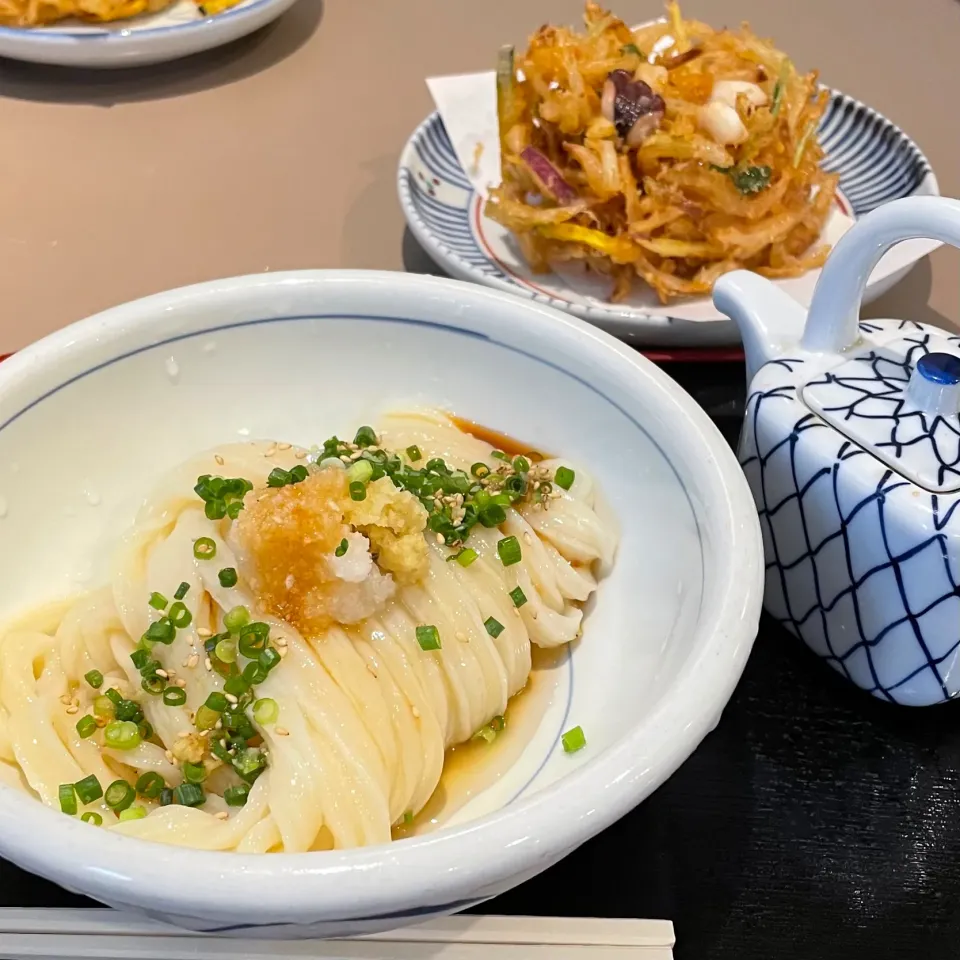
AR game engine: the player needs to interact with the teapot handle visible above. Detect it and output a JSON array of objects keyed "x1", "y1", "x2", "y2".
[{"x1": 802, "y1": 195, "x2": 960, "y2": 354}]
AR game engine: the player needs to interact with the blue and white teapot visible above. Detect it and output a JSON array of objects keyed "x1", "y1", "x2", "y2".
[{"x1": 714, "y1": 196, "x2": 960, "y2": 707}]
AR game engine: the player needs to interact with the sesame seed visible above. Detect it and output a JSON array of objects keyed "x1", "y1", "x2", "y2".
[
  {"x1": 71, "y1": 696, "x2": 80, "y2": 707},
  {"x1": 215, "y1": 720, "x2": 223, "y2": 729},
  {"x1": 204, "y1": 658, "x2": 213, "y2": 671},
  {"x1": 175, "y1": 678, "x2": 187, "y2": 688},
  {"x1": 187, "y1": 654, "x2": 200, "y2": 668},
  {"x1": 274, "y1": 636, "x2": 287, "y2": 647},
  {"x1": 165, "y1": 750, "x2": 175, "y2": 763},
  {"x1": 523, "y1": 532, "x2": 533, "y2": 545},
  {"x1": 155, "y1": 669, "x2": 168, "y2": 679},
  {"x1": 275, "y1": 727, "x2": 290, "y2": 736},
  {"x1": 295, "y1": 449, "x2": 307, "y2": 459},
  {"x1": 215, "y1": 811, "x2": 229, "y2": 820},
  {"x1": 265, "y1": 444, "x2": 278, "y2": 457},
  {"x1": 214, "y1": 454, "x2": 225, "y2": 466},
  {"x1": 411, "y1": 706, "x2": 421, "y2": 719},
  {"x1": 339, "y1": 455, "x2": 351, "y2": 463},
  {"x1": 278, "y1": 442, "x2": 291, "y2": 451},
  {"x1": 435, "y1": 533, "x2": 444, "y2": 545},
  {"x1": 181, "y1": 659, "x2": 189, "y2": 668},
  {"x1": 59, "y1": 694, "x2": 71, "y2": 705},
  {"x1": 66, "y1": 705, "x2": 79, "y2": 715},
  {"x1": 456, "y1": 632, "x2": 467, "y2": 643},
  {"x1": 197, "y1": 628, "x2": 212, "y2": 638},
  {"x1": 224, "y1": 693, "x2": 238, "y2": 705}
]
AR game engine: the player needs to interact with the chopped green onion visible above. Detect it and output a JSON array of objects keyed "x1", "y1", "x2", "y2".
[
  {"x1": 214, "y1": 638, "x2": 237, "y2": 663},
  {"x1": 554, "y1": 466, "x2": 575, "y2": 490},
  {"x1": 509, "y1": 586, "x2": 527, "y2": 608},
  {"x1": 141, "y1": 675, "x2": 165, "y2": 696},
  {"x1": 484, "y1": 617, "x2": 504, "y2": 638},
  {"x1": 84, "y1": 670, "x2": 103, "y2": 689},
  {"x1": 267, "y1": 467, "x2": 292, "y2": 487},
  {"x1": 242, "y1": 661, "x2": 267, "y2": 685},
  {"x1": 76, "y1": 715, "x2": 97, "y2": 739},
  {"x1": 238, "y1": 628, "x2": 266, "y2": 659},
  {"x1": 491, "y1": 450, "x2": 509, "y2": 461},
  {"x1": 74, "y1": 774, "x2": 103, "y2": 804},
  {"x1": 402, "y1": 810, "x2": 414, "y2": 826},
  {"x1": 253, "y1": 697, "x2": 279, "y2": 724},
  {"x1": 182, "y1": 761, "x2": 206, "y2": 784},
  {"x1": 159, "y1": 788, "x2": 174, "y2": 806},
  {"x1": 218, "y1": 567, "x2": 238, "y2": 588},
  {"x1": 193, "y1": 537, "x2": 217, "y2": 560},
  {"x1": 354, "y1": 425, "x2": 377, "y2": 447},
  {"x1": 93, "y1": 695, "x2": 115, "y2": 718},
  {"x1": 81, "y1": 811, "x2": 102, "y2": 825},
  {"x1": 205, "y1": 499, "x2": 227, "y2": 520},
  {"x1": 289, "y1": 464, "x2": 308, "y2": 484},
  {"x1": 450, "y1": 548, "x2": 478, "y2": 568},
  {"x1": 346, "y1": 459, "x2": 374, "y2": 485},
  {"x1": 118, "y1": 805, "x2": 147, "y2": 822},
  {"x1": 168, "y1": 602, "x2": 192, "y2": 629},
  {"x1": 205, "y1": 691, "x2": 229, "y2": 712},
  {"x1": 416, "y1": 625, "x2": 441, "y2": 651},
  {"x1": 224, "y1": 784, "x2": 249, "y2": 807},
  {"x1": 473, "y1": 724, "x2": 497, "y2": 744},
  {"x1": 349, "y1": 481, "x2": 367, "y2": 501},
  {"x1": 138, "y1": 720, "x2": 154, "y2": 741},
  {"x1": 258, "y1": 647, "x2": 282, "y2": 673},
  {"x1": 143, "y1": 618, "x2": 176, "y2": 645},
  {"x1": 148, "y1": 592, "x2": 168, "y2": 611},
  {"x1": 174, "y1": 582, "x2": 190, "y2": 600},
  {"x1": 104, "y1": 687, "x2": 123, "y2": 706},
  {"x1": 471, "y1": 462, "x2": 491, "y2": 478},
  {"x1": 162, "y1": 687, "x2": 187, "y2": 706},
  {"x1": 621, "y1": 41, "x2": 642, "y2": 56},
  {"x1": 406, "y1": 445, "x2": 422, "y2": 462},
  {"x1": 224, "y1": 674, "x2": 250, "y2": 697},
  {"x1": 58, "y1": 783, "x2": 77, "y2": 815},
  {"x1": 513, "y1": 456, "x2": 530, "y2": 474},
  {"x1": 130, "y1": 649, "x2": 150, "y2": 670},
  {"x1": 497, "y1": 536, "x2": 522, "y2": 566},
  {"x1": 224, "y1": 605, "x2": 250, "y2": 633},
  {"x1": 561, "y1": 725, "x2": 586, "y2": 754},
  {"x1": 173, "y1": 783, "x2": 205, "y2": 807},
  {"x1": 135, "y1": 772, "x2": 165, "y2": 799},
  {"x1": 105, "y1": 779, "x2": 135, "y2": 811},
  {"x1": 194, "y1": 705, "x2": 219, "y2": 731},
  {"x1": 114, "y1": 699, "x2": 143, "y2": 723},
  {"x1": 478, "y1": 503, "x2": 507, "y2": 527},
  {"x1": 103, "y1": 720, "x2": 141, "y2": 750},
  {"x1": 334, "y1": 538, "x2": 348, "y2": 558}
]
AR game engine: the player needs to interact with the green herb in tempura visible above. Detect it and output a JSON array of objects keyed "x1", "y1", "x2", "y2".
[{"x1": 711, "y1": 164, "x2": 772, "y2": 195}]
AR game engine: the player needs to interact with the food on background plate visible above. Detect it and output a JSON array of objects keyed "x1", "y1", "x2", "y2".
[
  {"x1": 0, "y1": 411, "x2": 616, "y2": 852},
  {"x1": 0, "y1": 0, "x2": 238, "y2": 28},
  {"x1": 486, "y1": 1, "x2": 838, "y2": 303}
]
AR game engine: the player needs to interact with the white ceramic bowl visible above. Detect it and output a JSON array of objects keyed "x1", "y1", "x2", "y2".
[{"x1": 0, "y1": 271, "x2": 763, "y2": 936}]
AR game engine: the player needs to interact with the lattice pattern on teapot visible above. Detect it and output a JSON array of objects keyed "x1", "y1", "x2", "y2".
[{"x1": 740, "y1": 320, "x2": 960, "y2": 706}]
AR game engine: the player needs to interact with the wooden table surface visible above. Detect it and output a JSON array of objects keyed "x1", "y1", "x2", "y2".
[{"x1": 0, "y1": 0, "x2": 957, "y2": 351}]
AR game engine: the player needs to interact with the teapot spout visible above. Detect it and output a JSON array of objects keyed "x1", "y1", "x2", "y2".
[{"x1": 713, "y1": 270, "x2": 807, "y2": 384}]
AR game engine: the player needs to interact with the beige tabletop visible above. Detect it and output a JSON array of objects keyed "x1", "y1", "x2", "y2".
[{"x1": 0, "y1": 0, "x2": 957, "y2": 352}]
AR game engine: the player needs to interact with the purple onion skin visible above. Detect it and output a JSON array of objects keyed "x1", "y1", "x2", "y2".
[{"x1": 520, "y1": 146, "x2": 578, "y2": 204}]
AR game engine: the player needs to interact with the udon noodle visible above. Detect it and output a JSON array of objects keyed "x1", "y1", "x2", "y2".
[{"x1": 0, "y1": 410, "x2": 617, "y2": 852}]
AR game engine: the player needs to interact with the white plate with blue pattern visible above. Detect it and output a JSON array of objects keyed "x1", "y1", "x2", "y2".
[
  {"x1": 399, "y1": 92, "x2": 940, "y2": 347},
  {"x1": 0, "y1": 0, "x2": 298, "y2": 68}
]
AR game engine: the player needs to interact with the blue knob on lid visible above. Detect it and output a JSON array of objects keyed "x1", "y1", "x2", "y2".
[{"x1": 907, "y1": 351, "x2": 960, "y2": 416}]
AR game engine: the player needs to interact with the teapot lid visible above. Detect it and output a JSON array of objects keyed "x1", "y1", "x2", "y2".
[{"x1": 802, "y1": 334, "x2": 960, "y2": 494}]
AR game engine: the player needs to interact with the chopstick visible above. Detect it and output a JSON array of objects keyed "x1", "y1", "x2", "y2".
[{"x1": 0, "y1": 910, "x2": 674, "y2": 959}]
